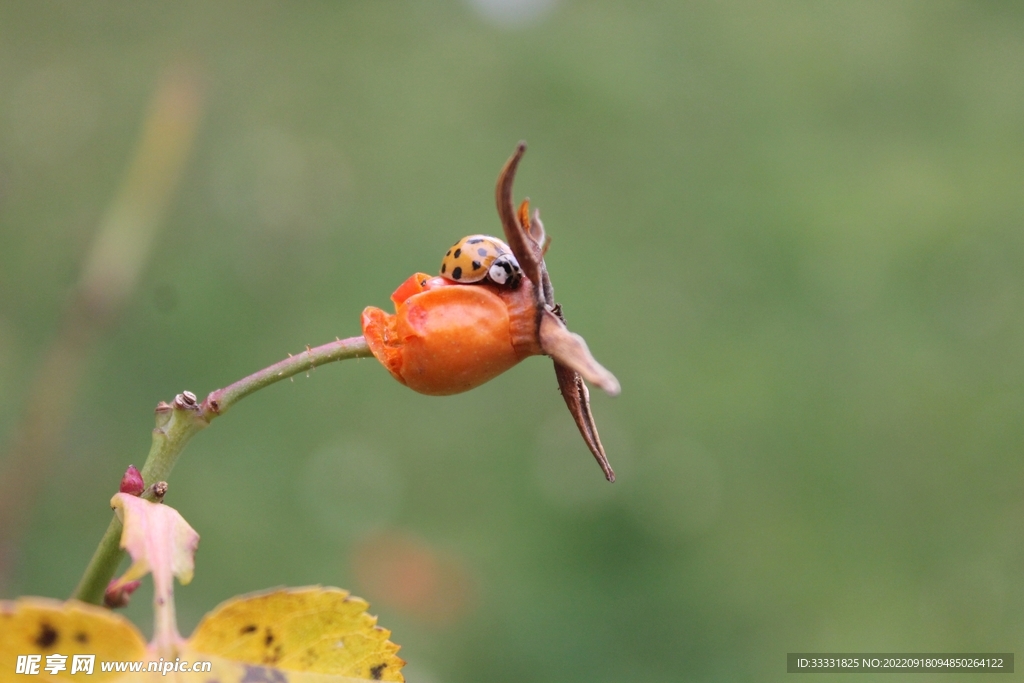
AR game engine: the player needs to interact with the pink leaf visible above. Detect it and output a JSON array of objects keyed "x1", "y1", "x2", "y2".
[{"x1": 110, "y1": 492, "x2": 199, "y2": 657}]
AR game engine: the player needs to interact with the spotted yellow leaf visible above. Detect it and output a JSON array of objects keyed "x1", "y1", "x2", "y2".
[
  {"x1": 0, "y1": 597, "x2": 147, "y2": 682},
  {"x1": 187, "y1": 586, "x2": 404, "y2": 682},
  {"x1": 1, "y1": 588, "x2": 402, "y2": 683}
]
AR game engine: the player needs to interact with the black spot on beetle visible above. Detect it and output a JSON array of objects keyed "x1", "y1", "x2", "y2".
[
  {"x1": 453, "y1": 248, "x2": 461, "y2": 258},
  {"x1": 35, "y1": 622, "x2": 58, "y2": 648},
  {"x1": 441, "y1": 263, "x2": 446, "y2": 274},
  {"x1": 370, "y1": 663, "x2": 387, "y2": 680},
  {"x1": 241, "y1": 624, "x2": 258, "y2": 634},
  {"x1": 75, "y1": 631, "x2": 89, "y2": 644},
  {"x1": 467, "y1": 238, "x2": 484, "y2": 244},
  {"x1": 452, "y1": 266, "x2": 462, "y2": 280},
  {"x1": 477, "y1": 247, "x2": 488, "y2": 256},
  {"x1": 446, "y1": 250, "x2": 451, "y2": 256},
  {"x1": 472, "y1": 261, "x2": 481, "y2": 270},
  {"x1": 265, "y1": 629, "x2": 275, "y2": 646}
]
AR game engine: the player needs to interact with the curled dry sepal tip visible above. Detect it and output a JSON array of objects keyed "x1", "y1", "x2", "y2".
[
  {"x1": 363, "y1": 142, "x2": 620, "y2": 481},
  {"x1": 499, "y1": 143, "x2": 620, "y2": 482}
]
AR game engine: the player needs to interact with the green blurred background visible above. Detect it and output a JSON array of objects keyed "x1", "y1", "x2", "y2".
[{"x1": 2, "y1": 1, "x2": 1023, "y2": 681}]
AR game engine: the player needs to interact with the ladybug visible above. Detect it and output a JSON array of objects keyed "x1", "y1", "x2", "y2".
[{"x1": 440, "y1": 235, "x2": 523, "y2": 288}]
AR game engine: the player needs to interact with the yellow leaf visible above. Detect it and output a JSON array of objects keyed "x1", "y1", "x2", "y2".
[
  {"x1": 187, "y1": 586, "x2": 404, "y2": 682},
  {"x1": 0, "y1": 597, "x2": 147, "y2": 682},
  {"x1": 1, "y1": 588, "x2": 403, "y2": 682}
]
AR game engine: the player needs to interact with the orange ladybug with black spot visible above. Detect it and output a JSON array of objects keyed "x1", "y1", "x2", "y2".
[{"x1": 440, "y1": 235, "x2": 522, "y2": 288}]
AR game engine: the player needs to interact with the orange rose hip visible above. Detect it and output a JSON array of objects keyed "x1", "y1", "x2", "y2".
[{"x1": 361, "y1": 274, "x2": 541, "y2": 396}]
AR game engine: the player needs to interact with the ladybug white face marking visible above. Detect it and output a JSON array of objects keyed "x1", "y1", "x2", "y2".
[
  {"x1": 487, "y1": 256, "x2": 519, "y2": 285},
  {"x1": 440, "y1": 235, "x2": 522, "y2": 288}
]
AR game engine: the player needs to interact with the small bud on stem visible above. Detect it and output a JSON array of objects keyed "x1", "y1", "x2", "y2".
[
  {"x1": 103, "y1": 578, "x2": 141, "y2": 608},
  {"x1": 173, "y1": 391, "x2": 198, "y2": 410},
  {"x1": 142, "y1": 481, "x2": 168, "y2": 503},
  {"x1": 119, "y1": 465, "x2": 145, "y2": 496}
]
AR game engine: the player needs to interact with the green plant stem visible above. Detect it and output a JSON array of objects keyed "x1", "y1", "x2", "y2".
[{"x1": 72, "y1": 335, "x2": 372, "y2": 604}]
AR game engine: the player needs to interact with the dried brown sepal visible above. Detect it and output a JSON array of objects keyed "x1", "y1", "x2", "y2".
[
  {"x1": 496, "y1": 142, "x2": 546, "y2": 307},
  {"x1": 519, "y1": 200, "x2": 548, "y2": 257},
  {"x1": 539, "y1": 310, "x2": 620, "y2": 395},
  {"x1": 527, "y1": 207, "x2": 555, "y2": 305},
  {"x1": 495, "y1": 142, "x2": 621, "y2": 482},
  {"x1": 554, "y1": 361, "x2": 615, "y2": 482}
]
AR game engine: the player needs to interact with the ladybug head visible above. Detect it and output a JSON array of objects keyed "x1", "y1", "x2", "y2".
[{"x1": 488, "y1": 254, "x2": 522, "y2": 288}]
